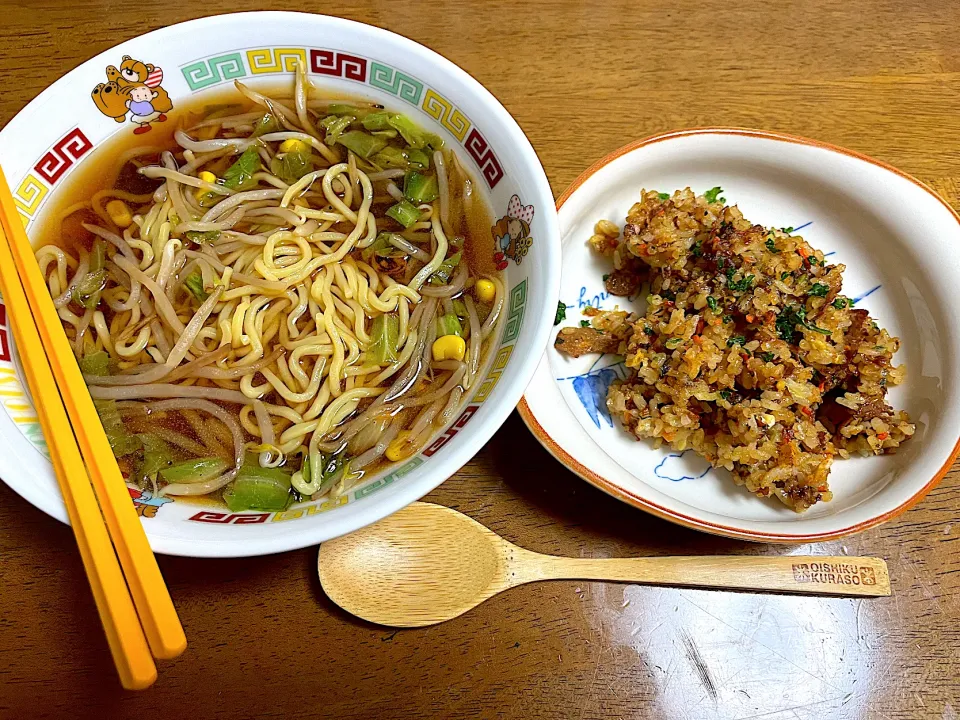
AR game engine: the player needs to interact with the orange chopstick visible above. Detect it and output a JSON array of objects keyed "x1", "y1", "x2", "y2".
[
  {"x1": 0, "y1": 166, "x2": 185, "y2": 665},
  {"x1": 0, "y1": 202, "x2": 156, "y2": 690}
]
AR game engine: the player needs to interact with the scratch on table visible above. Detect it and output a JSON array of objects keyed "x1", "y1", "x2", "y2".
[
  {"x1": 735, "y1": 696, "x2": 846, "y2": 720},
  {"x1": 679, "y1": 629, "x2": 717, "y2": 701},
  {"x1": 678, "y1": 591, "x2": 842, "y2": 693}
]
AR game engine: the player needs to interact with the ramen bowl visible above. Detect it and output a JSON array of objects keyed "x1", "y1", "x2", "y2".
[{"x1": 0, "y1": 12, "x2": 560, "y2": 556}]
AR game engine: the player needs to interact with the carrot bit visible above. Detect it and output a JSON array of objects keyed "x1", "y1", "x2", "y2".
[
  {"x1": 877, "y1": 431, "x2": 889, "y2": 441},
  {"x1": 800, "y1": 406, "x2": 814, "y2": 417},
  {"x1": 818, "y1": 381, "x2": 826, "y2": 392},
  {"x1": 745, "y1": 314, "x2": 755, "y2": 323},
  {"x1": 693, "y1": 335, "x2": 702, "y2": 345}
]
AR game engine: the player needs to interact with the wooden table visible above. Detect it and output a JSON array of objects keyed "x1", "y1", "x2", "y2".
[{"x1": 1, "y1": 2, "x2": 958, "y2": 717}]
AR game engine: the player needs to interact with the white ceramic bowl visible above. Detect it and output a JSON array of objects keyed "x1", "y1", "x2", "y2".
[
  {"x1": 521, "y1": 129, "x2": 960, "y2": 542},
  {"x1": 0, "y1": 12, "x2": 560, "y2": 556}
]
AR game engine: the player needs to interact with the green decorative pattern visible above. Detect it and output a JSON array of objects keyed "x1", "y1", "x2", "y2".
[
  {"x1": 354, "y1": 457, "x2": 424, "y2": 499},
  {"x1": 181, "y1": 53, "x2": 247, "y2": 90},
  {"x1": 20, "y1": 422, "x2": 49, "y2": 459},
  {"x1": 369, "y1": 62, "x2": 424, "y2": 106},
  {"x1": 502, "y1": 279, "x2": 527, "y2": 343}
]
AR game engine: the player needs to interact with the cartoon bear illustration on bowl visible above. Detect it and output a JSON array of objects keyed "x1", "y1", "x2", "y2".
[
  {"x1": 491, "y1": 194, "x2": 535, "y2": 271},
  {"x1": 91, "y1": 55, "x2": 172, "y2": 134}
]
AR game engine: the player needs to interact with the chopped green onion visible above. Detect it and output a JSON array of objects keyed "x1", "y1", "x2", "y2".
[
  {"x1": 94, "y1": 399, "x2": 141, "y2": 457},
  {"x1": 320, "y1": 115, "x2": 355, "y2": 146},
  {"x1": 76, "y1": 269, "x2": 106, "y2": 309},
  {"x1": 185, "y1": 230, "x2": 220, "y2": 244},
  {"x1": 657, "y1": 192, "x2": 670, "y2": 201},
  {"x1": 429, "y1": 251, "x2": 462, "y2": 285},
  {"x1": 808, "y1": 283, "x2": 830, "y2": 297},
  {"x1": 388, "y1": 114, "x2": 428, "y2": 149},
  {"x1": 665, "y1": 338, "x2": 682, "y2": 349},
  {"x1": 579, "y1": 320, "x2": 590, "y2": 328},
  {"x1": 328, "y1": 103, "x2": 370, "y2": 117},
  {"x1": 79, "y1": 350, "x2": 111, "y2": 376},
  {"x1": 765, "y1": 238, "x2": 779, "y2": 253},
  {"x1": 373, "y1": 146, "x2": 409, "y2": 168},
  {"x1": 781, "y1": 271, "x2": 792, "y2": 281},
  {"x1": 760, "y1": 352, "x2": 776, "y2": 362},
  {"x1": 160, "y1": 457, "x2": 229, "y2": 484},
  {"x1": 706, "y1": 296, "x2": 719, "y2": 313},
  {"x1": 222, "y1": 146, "x2": 261, "y2": 191},
  {"x1": 361, "y1": 112, "x2": 393, "y2": 131},
  {"x1": 405, "y1": 148, "x2": 431, "y2": 169},
  {"x1": 270, "y1": 148, "x2": 314, "y2": 184},
  {"x1": 727, "y1": 335, "x2": 746, "y2": 347},
  {"x1": 776, "y1": 305, "x2": 831, "y2": 341},
  {"x1": 361, "y1": 232, "x2": 405, "y2": 262},
  {"x1": 832, "y1": 297, "x2": 851, "y2": 309},
  {"x1": 403, "y1": 170, "x2": 439, "y2": 203},
  {"x1": 704, "y1": 186, "x2": 724, "y2": 203},
  {"x1": 554, "y1": 301, "x2": 567, "y2": 325},
  {"x1": 438, "y1": 313, "x2": 463, "y2": 338},
  {"x1": 223, "y1": 467, "x2": 291, "y2": 512},
  {"x1": 691, "y1": 240, "x2": 703, "y2": 257},
  {"x1": 727, "y1": 273, "x2": 755, "y2": 293},
  {"x1": 90, "y1": 238, "x2": 106, "y2": 272},
  {"x1": 184, "y1": 272, "x2": 208, "y2": 302},
  {"x1": 250, "y1": 114, "x2": 280, "y2": 138},
  {"x1": 137, "y1": 434, "x2": 174, "y2": 480},
  {"x1": 719, "y1": 389, "x2": 732, "y2": 400},
  {"x1": 386, "y1": 199, "x2": 421, "y2": 228},
  {"x1": 370, "y1": 313, "x2": 400, "y2": 364},
  {"x1": 336, "y1": 131, "x2": 388, "y2": 159}
]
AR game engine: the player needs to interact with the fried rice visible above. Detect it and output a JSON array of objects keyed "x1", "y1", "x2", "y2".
[{"x1": 555, "y1": 187, "x2": 914, "y2": 512}]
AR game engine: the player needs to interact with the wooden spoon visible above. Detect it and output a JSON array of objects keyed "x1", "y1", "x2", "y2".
[{"x1": 318, "y1": 502, "x2": 890, "y2": 628}]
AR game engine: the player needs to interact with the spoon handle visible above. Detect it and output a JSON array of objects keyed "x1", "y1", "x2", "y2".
[{"x1": 527, "y1": 554, "x2": 890, "y2": 597}]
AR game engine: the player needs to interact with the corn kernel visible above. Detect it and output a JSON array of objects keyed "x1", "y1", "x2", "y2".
[
  {"x1": 474, "y1": 279, "x2": 496, "y2": 304},
  {"x1": 386, "y1": 432, "x2": 412, "y2": 462},
  {"x1": 776, "y1": 380, "x2": 786, "y2": 392},
  {"x1": 432, "y1": 335, "x2": 466, "y2": 362},
  {"x1": 105, "y1": 199, "x2": 133, "y2": 228},
  {"x1": 280, "y1": 138, "x2": 309, "y2": 154},
  {"x1": 196, "y1": 171, "x2": 217, "y2": 200}
]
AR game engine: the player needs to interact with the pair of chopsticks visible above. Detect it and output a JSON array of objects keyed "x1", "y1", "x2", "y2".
[{"x1": 0, "y1": 167, "x2": 185, "y2": 689}]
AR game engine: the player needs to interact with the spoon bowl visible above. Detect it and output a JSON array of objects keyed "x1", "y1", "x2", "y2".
[
  {"x1": 318, "y1": 502, "x2": 516, "y2": 627},
  {"x1": 318, "y1": 502, "x2": 891, "y2": 628}
]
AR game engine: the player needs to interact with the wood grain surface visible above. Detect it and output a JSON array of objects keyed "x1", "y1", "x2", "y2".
[{"x1": 1, "y1": 1, "x2": 958, "y2": 718}]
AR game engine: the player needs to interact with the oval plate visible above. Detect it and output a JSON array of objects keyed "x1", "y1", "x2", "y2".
[{"x1": 520, "y1": 128, "x2": 960, "y2": 542}]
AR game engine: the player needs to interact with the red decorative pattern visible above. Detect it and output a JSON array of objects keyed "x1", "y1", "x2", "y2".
[
  {"x1": 423, "y1": 405, "x2": 479, "y2": 457},
  {"x1": 309, "y1": 49, "x2": 367, "y2": 81},
  {"x1": 464, "y1": 128, "x2": 504, "y2": 189},
  {"x1": 0, "y1": 304, "x2": 8, "y2": 362},
  {"x1": 188, "y1": 510, "x2": 271, "y2": 524},
  {"x1": 33, "y1": 128, "x2": 93, "y2": 185}
]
